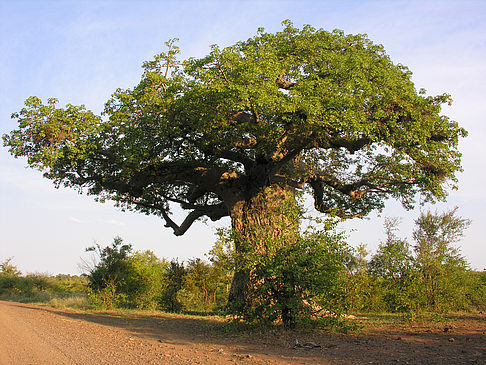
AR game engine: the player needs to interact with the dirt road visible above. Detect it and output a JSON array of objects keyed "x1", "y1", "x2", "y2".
[
  {"x1": 0, "y1": 300, "x2": 485, "y2": 364},
  {"x1": 0, "y1": 300, "x2": 324, "y2": 364}
]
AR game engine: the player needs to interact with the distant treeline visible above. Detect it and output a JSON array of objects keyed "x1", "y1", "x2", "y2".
[{"x1": 0, "y1": 259, "x2": 88, "y2": 306}]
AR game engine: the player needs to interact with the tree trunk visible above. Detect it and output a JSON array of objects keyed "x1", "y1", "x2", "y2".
[{"x1": 227, "y1": 184, "x2": 300, "y2": 313}]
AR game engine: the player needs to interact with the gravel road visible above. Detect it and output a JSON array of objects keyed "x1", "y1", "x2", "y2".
[
  {"x1": 0, "y1": 300, "x2": 321, "y2": 364},
  {"x1": 0, "y1": 300, "x2": 179, "y2": 364},
  {"x1": 2, "y1": 300, "x2": 484, "y2": 364}
]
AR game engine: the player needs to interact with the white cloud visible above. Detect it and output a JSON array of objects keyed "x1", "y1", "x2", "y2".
[
  {"x1": 106, "y1": 219, "x2": 126, "y2": 227},
  {"x1": 68, "y1": 217, "x2": 83, "y2": 224}
]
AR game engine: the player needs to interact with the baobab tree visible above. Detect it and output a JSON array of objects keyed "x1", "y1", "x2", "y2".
[{"x1": 3, "y1": 22, "x2": 466, "y2": 306}]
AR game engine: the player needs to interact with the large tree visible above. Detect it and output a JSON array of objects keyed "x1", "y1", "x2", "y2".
[{"x1": 3, "y1": 22, "x2": 466, "y2": 305}]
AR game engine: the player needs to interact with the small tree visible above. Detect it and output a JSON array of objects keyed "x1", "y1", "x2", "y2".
[
  {"x1": 125, "y1": 250, "x2": 167, "y2": 309},
  {"x1": 85, "y1": 237, "x2": 132, "y2": 290},
  {"x1": 347, "y1": 243, "x2": 369, "y2": 275},
  {"x1": 0, "y1": 258, "x2": 25, "y2": 297},
  {"x1": 27, "y1": 273, "x2": 56, "y2": 292},
  {"x1": 86, "y1": 238, "x2": 169, "y2": 309},
  {"x1": 85, "y1": 237, "x2": 133, "y2": 308},
  {"x1": 413, "y1": 208, "x2": 471, "y2": 312},
  {"x1": 180, "y1": 258, "x2": 220, "y2": 312},
  {"x1": 0, "y1": 258, "x2": 22, "y2": 277},
  {"x1": 368, "y1": 218, "x2": 417, "y2": 313},
  {"x1": 369, "y1": 218, "x2": 413, "y2": 280},
  {"x1": 206, "y1": 230, "x2": 235, "y2": 309},
  {"x1": 159, "y1": 259, "x2": 186, "y2": 312},
  {"x1": 341, "y1": 244, "x2": 383, "y2": 313}
]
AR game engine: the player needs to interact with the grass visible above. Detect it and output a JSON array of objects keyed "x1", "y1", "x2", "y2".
[
  {"x1": 2, "y1": 290, "x2": 484, "y2": 338},
  {"x1": 48, "y1": 294, "x2": 91, "y2": 310}
]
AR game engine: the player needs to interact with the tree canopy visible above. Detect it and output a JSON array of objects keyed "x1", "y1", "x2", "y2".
[{"x1": 3, "y1": 21, "x2": 466, "y2": 236}]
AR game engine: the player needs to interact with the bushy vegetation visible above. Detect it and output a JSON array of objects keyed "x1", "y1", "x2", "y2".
[
  {"x1": 84, "y1": 237, "x2": 232, "y2": 313},
  {"x1": 223, "y1": 218, "x2": 352, "y2": 329},
  {"x1": 84, "y1": 238, "x2": 167, "y2": 310},
  {"x1": 0, "y1": 258, "x2": 88, "y2": 305},
  {"x1": 2, "y1": 208, "x2": 484, "y2": 328},
  {"x1": 343, "y1": 209, "x2": 486, "y2": 318}
]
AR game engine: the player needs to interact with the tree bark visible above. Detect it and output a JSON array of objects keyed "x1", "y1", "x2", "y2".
[{"x1": 227, "y1": 184, "x2": 300, "y2": 312}]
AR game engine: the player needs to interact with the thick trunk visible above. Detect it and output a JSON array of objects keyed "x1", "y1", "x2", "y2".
[{"x1": 227, "y1": 184, "x2": 300, "y2": 313}]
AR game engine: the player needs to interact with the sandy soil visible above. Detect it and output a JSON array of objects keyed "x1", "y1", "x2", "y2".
[{"x1": 0, "y1": 300, "x2": 485, "y2": 364}]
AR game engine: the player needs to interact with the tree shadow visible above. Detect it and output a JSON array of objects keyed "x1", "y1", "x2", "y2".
[{"x1": 9, "y1": 302, "x2": 486, "y2": 364}]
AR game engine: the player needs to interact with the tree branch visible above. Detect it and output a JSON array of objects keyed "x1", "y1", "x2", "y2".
[
  {"x1": 161, "y1": 193, "x2": 230, "y2": 219},
  {"x1": 327, "y1": 135, "x2": 371, "y2": 154},
  {"x1": 161, "y1": 209, "x2": 205, "y2": 236},
  {"x1": 132, "y1": 197, "x2": 228, "y2": 236},
  {"x1": 276, "y1": 75, "x2": 295, "y2": 89},
  {"x1": 308, "y1": 177, "x2": 366, "y2": 219},
  {"x1": 211, "y1": 147, "x2": 254, "y2": 169}
]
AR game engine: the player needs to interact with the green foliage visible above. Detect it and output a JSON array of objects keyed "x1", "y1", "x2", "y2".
[
  {"x1": 367, "y1": 218, "x2": 416, "y2": 313},
  {"x1": 87, "y1": 279, "x2": 122, "y2": 310},
  {"x1": 206, "y1": 232, "x2": 235, "y2": 310},
  {"x1": 85, "y1": 237, "x2": 133, "y2": 309},
  {"x1": 227, "y1": 219, "x2": 351, "y2": 329},
  {"x1": 159, "y1": 259, "x2": 186, "y2": 312},
  {"x1": 347, "y1": 243, "x2": 369, "y2": 274},
  {"x1": 467, "y1": 271, "x2": 486, "y2": 310},
  {"x1": 3, "y1": 96, "x2": 101, "y2": 170},
  {"x1": 0, "y1": 258, "x2": 22, "y2": 277},
  {"x1": 207, "y1": 229, "x2": 235, "y2": 273},
  {"x1": 0, "y1": 257, "x2": 87, "y2": 304},
  {"x1": 343, "y1": 209, "x2": 482, "y2": 318},
  {"x1": 3, "y1": 21, "x2": 466, "y2": 240},
  {"x1": 178, "y1": 256, "x2": 233, "y2": 313},
  {"x1": 1, "y1": 206, "x2": 484, "y2": 320},
  {"x1": 85, "y1": 237, "x2": 168, "y2": 310},
  {"x1": 0, "y1": 276, "x2": 33, "y2": 298},
  {"x1": 412, "y1": 208, "x2": 472, "y2": 313},
  {"x1": 179, "y1": 259, "x2": 214, "y2": 312},
  {"x1": 84, "y1": 237, "x2": 230, "y2": 314},
  {"x1": 342, "y1": 270, "x2": 385, "y2": 313},
  {"x1": 125, "y1": 250, "x2": 167, "y2": 309},
  {"x1": 53, "y1": 274, "x2": 88, "y2": 295},
  {"x1": 369, "y1": 218, "x2": 413, "y2": 280},
  {"x1": 480, "y1": 271, "x2": 486, "y2": 285}
]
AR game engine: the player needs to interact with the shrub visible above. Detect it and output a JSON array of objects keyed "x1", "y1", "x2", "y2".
[
  {"x1": 85, "y1": 238, "x2": 169, "y2": 310},
  {"x1": 227, "y1": 219, "x2": 352, "y2": 329},
  {"x1": 159, "y1": 260, "x2": 185, "y2": 312}
]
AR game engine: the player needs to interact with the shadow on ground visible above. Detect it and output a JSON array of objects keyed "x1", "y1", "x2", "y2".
[{"x1": 13, "y1": 302, "x2": 486, "y2": 365}]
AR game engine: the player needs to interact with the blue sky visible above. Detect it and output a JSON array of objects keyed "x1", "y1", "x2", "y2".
[{"x1": 1, "y1": 0, "x2": 485, "y2": 274}]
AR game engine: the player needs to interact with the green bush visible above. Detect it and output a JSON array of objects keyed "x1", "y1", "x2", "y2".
[
  {"x1": 412, "y1": 208, "x2": 472, "y2": 314},
  {"x1": 227, "y1": 219, "x2": 352, "y2": 329},
  {"x1": 342, "y1": 209, "x2": 484, "y2": 318},
  {"x1": 124, "y1": 250, "x2": 167, "y2": 309},
  {"x1": 159, "y1": 260, "x2": 185, "y2": 312},
  {"x1": 179, "y1": 258, "x2": 231, "y2": 313},
  {"x1": 85, "y1": 237, "x2": 169, "y2": 310}
]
